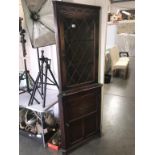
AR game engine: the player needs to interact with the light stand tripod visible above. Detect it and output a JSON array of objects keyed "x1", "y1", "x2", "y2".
[
  {"x1": 28, "y1": 50, "x2": 59, "y2": 108},
  {"x1": 19, "y1": 17, "x2": 41, "y2": 104}
]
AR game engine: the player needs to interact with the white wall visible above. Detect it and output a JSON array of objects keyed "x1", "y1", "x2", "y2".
[
  {"x1": 95, "y1": 0, "x2": 109, "y2": 134},
  {"x1": 95, "y1": 0, "x2": 109, "y2": 84},
  {"x1": 106, "y1": 23, "x2": 117, "y2": 49},
  {"x1": 110, "y1": 1, "x2": 135, "y2": 13}
]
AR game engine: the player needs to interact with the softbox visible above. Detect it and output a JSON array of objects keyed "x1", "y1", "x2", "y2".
[{"x1": 21, "y1": 0, "x2": 56, "y2": 48}]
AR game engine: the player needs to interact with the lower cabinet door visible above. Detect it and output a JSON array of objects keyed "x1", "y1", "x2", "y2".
[{"x1": 61, "y1": 86, "x2": 101, "y2": 149}]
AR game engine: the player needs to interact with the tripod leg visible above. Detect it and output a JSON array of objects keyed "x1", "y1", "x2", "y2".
[
  {"x1": 28, "y1": 64, "x2": 43, "y2": 106},
  {"x1": 19, "y1": 71, "x2": 25, "y2": 85},
  {"x1": 43, "y1": 73, "x2": 55, "y2": 84},
  {"x1": 41, "y1": 52, "x2": 44, "y2": 95},
  {"x1": 48, "y1": 67, "x2": 59, "y2": 89},
  {"x1": 19, "y1": 90, "x2": 27, "y2": 94},
  {"x1": 37, "y1": 48, "x2": 42, "y2": 86},
  {"x1": 28, "y1": 74, "x2": 40, "y2": 106},
  {"x1": 24, "y1": 59, "x2": 30, "y2": 92},
  {"x1": 28, "y1": 92, "x2": 40, "y2": 105},
  {"x1": 29, "y1": 74, "x2": 43, "y2": 99},
  {"x1": 43, "y1": 62, "x2": 48, "y2": 108}
]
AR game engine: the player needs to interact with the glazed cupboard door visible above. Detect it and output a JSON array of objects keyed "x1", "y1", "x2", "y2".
[{"x1": 53, "y1": 1, "x2": 100, "y2": 91}]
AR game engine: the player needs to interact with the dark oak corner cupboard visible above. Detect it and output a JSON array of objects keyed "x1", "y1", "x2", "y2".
[{"x1": 53, "y1": 1, "x2": 102, "y2": 152}]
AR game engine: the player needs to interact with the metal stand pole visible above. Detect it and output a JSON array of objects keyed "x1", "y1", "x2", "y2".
[
  {"x1": 37, "y1": 48, "x2": 41, "y2": 72},
  {"x1": 41, "y1": 51, "x2": 44, "y2": 96},
  {"x1": 49, "y1": 66, "x2": 59, "y2": 89},
  {"x1": 43, "y1": 59, "x2": 48, "y2": 108},
  {"x1": 19, "y1": 17, "x2": 41, "y2": 99}
]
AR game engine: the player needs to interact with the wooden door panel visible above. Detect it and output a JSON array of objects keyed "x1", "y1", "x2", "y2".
[
  {"x1": 84, "y1": 114, "x2": 97, "y2": 137},
  {"x1": 66, "y1": 92, "x2": 98, "y2": 121},
  {"x1": 68, "y1": 120, "x2": 83, "y2": 145}
]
